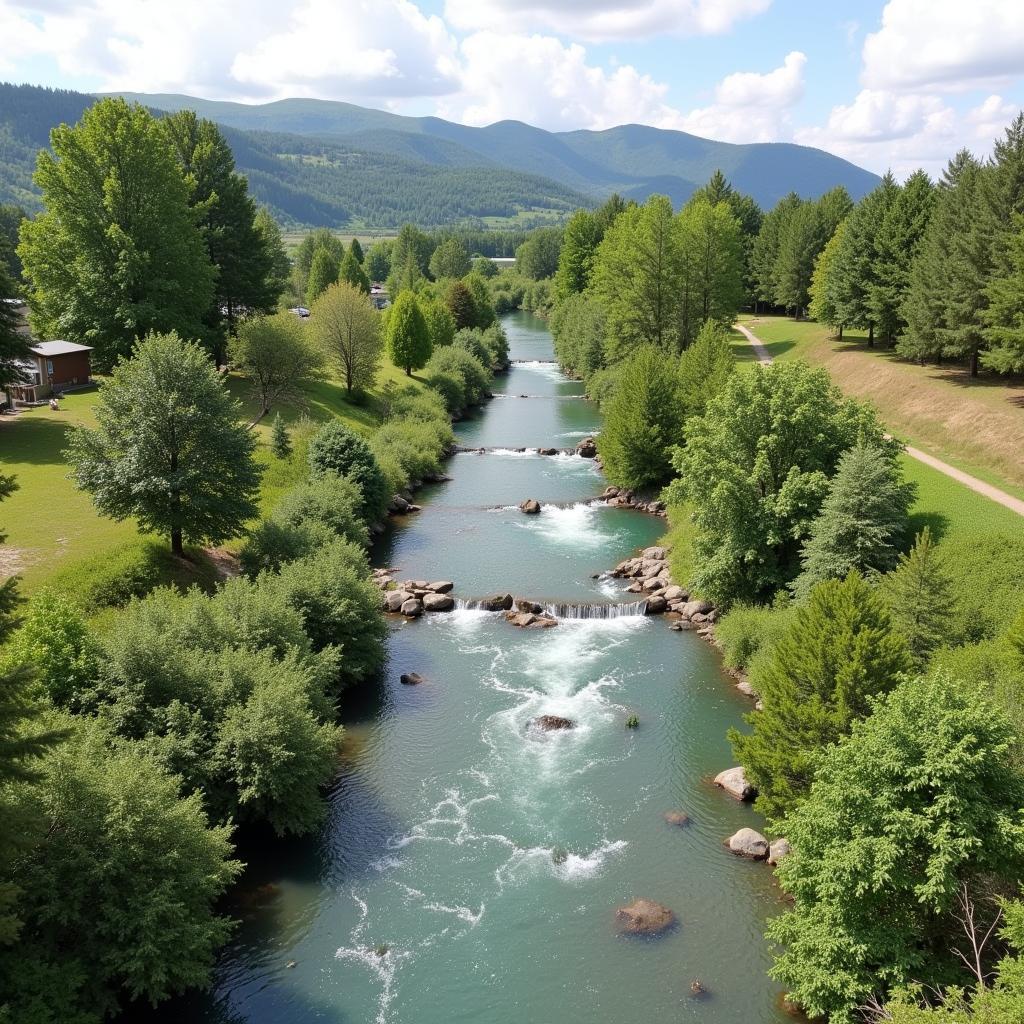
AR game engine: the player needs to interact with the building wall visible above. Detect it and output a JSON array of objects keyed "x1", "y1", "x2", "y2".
[{"x1": 45, "y1": 351, "x2": 91, "y2": 388}]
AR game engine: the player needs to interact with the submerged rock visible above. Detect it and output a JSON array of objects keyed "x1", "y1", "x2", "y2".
[
  {"x1": 614, "y1": 898, "x2": 676, "y2": 936},
  {"x1": 714, "y1": 766, "x2": 756, "y2": 802},
  {"x1": 531, "y1": 715, "x2": 575, "y2": 731},
  {"x1": 663, "y1": 811, "x2": 691, "y2": 827},
  {"x1": 727, "y1": 828, "x2": 769, "y2": 860},
  {"x1": 400, "y1": 672, "x2": 425, "y2": 686}
]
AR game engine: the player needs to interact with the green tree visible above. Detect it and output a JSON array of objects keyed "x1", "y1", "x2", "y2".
[
  {"x1": 66, "y1": 332, "x2": 260, "y2": 556},
  {"x1": 339, "y1": 247, "x2": 371, "y2": 293},
  {"x1": 390, "y1": 223, "x2": 432, "y2": 279},
  {"x1": 550, "y1": 293, "x2": 606, "y2": 381},
  {"x1": 293, "y1": 229, "x2": 345, "y2": 298},
  {"x1": 592, "y1": 195, "x2": 685, "y2": 358},
  {"x1": 18, "y1": 98, "x2": 214, "y2": 370},
  {"x1": 162, "y1": 111, "x2": 278, "y2": 362},
  {"x1": 444, "y1": 278, "x2": 477, "y2": 330},
  {"x1": 773, "y1": 200, "x2": 826, "y2": 315},
  {"x1": 312, "y1": 281, "x2": 382, "y2": 394},
  {"x1": 0, "y1": 720, "x2": 239, "y2": 1020},
  {"x1": 554, "y1": 209, "x2": 601, "y2": 299},
  {"x1": 879, "y1": 526, "x2": 956, "y2": 670},
  {"x1": 808, "y1": 219, "x2": 848, "y2": 334},
  {"x1": 750, "y1": 192, "x2": 801, "y2": 308},
  {"x1": 308, "y1": 421, "x2": 390, "y2": 523},
  {"x1": 306, "y1": 245, "x2": 340, "y2": 306},
  {"x1": 0, "y1": 254, "x2": 30, "y2": 392},
  {"x1": 0, "y1": 474, "x2": 22, "y2": 642},
  {"x1": 792, "y1": 444, "x2": 915, "y2": 600},
  {"x1": 676, "y1": 319, "x2": 736, "y2": 419},
  {"x1": 422, "y1": 298, "x2": 456, "y2": 349},
  {"x1": 254, "y1": 208, "x2": 291, "y2": 304},
  {"x1": 349, "y1": 237, "x2": 364, "y2": 264},
  {"x1": 230, "y1": 310, "x2": 322, "y2": 418},
  {"x1": 271, "y1": 413, "x2": 291, "y2": 459},
  {"x1": 730, "y1": 572, "x2": 910, "y2": 820},
  {"x1": 597, "y1": 345, "x2": 685, "y2": 489},
  {"x1": 464, "y1": 272, "x2": 496, "y2": 328},
  {"x1": 0, "y1": 203, "x2": 27, "y2": 281},
  {"x1": 515, "y1": 226, "x2": 563, "y2": 280},
  {"x1": 428, "y1": 236, "x2": 471, "y2": 280},
  {"x1": 679, "y1": 198, "x2": 744, "y2": 339},
  {"x1": 364, "y1": 241, "x2": 392, "y2": 283},
  {"x1": 769, "y1": 674, "x2": 1024, "y2": 1021},
  {"x1": 386, "y1": 291, "x2": 432, "y2": 376},
  {"x1": 983, "y1": 212, "x2": 1024, "y2": 372},
  {"x1": 669, "y1": 361, "x2": 895, "y2": 605}
]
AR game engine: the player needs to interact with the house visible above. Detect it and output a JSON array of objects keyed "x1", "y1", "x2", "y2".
[{"x1": 6, "y1": 340, "x2": 93, "y2": 405}]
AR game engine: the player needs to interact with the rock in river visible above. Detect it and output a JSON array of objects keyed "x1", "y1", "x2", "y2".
[
  {"x1": 400, "y1": 598, "x2": 423, "y2": 618},
  {"x1": 479, "y1": 593, "x2": 513, "y2": 612},
  {"x1": 576, "y1": 437, "x2": 597, "y2": 458},
  {"x1": 727, "y1": 828, "x2": 769, "y2": 860},
  {"x1": 519, "y1": 498, "x2": 541, "y2": 514},
  {"x1": 400, "y1": 672, "x2": 424, "y2": 686},
  {"x1": 423, "y1": 593, "x2": 455, "y2": 612},
  {"x1": 614, "y1": 898, "x2": 676, "y2": 936},
  {"x1": 663, "y1": 811, "x2": 691, "y2": 827},
  {"x1": 531, "y1": 715, "x2": 575, "y2": 731},
  {"x1": 714, "y1": 766, "x2": 756, "y2": 801},
  {"x1": 384, "y1": 590, "x2": 414, "y2": 612},
  {"x1": 426, "y1": 580, "x2": 454, "y2": 593}
]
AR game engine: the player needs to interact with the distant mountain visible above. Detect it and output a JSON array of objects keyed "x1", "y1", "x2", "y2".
[{"x1": 0, "y1": 83, "x2": 880, "y2": 230}]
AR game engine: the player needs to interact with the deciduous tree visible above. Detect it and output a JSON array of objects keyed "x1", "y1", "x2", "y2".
[
  {"x1": 386, "y1": 291, "x2": 432, "y2": 376},
  {"x1": 311, "y1": 281, "x2": 382, "y2": 394}
]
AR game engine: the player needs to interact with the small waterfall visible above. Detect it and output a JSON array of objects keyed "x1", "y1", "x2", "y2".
[{"x1": 542, "y1": 600, "x2": 648, "y2": 620}]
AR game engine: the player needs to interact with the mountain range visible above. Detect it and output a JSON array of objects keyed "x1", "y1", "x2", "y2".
[{"x1": 0, "y1": 83, "x2": 880, "y2": 230}]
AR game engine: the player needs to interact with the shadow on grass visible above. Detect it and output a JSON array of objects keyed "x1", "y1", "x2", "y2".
[
  {"x1": 907, "y1": 509, "x2": 950, "y2": 544},
  {"x1": 0, "y1": 415, "x2": 75, "y2": 466}
]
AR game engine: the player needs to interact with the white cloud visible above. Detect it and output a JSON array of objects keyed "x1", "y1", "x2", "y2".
[
  {"x1": 673, "y1": 51, "x2": 806, "y2": 143},
  {"x1": 443, "y1": 0, "x2": 771, "y2": 42},
  {"x1": 862, "y1": 0, "x2": 1024, "y2": 92},
  {"x1": 968, "y1": 94, "x2": 1019, "y2": 144}
]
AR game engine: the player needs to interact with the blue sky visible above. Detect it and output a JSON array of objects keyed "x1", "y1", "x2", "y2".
[{"x1": 2, "y1": 0, "x2": 1023, "y2": 177}]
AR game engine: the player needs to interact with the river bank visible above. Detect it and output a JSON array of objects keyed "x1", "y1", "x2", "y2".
[{"x1": 177, "y1": 310, "x2": 790, "y2": 1024}]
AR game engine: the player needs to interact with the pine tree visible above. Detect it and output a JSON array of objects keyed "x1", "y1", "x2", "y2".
[
  {"x1": 750, "y1": 193, "x2": 801, "y2": 309},
  {"x1": 385, "y1": 291, "x2": 431, "y2": 376},
  {"x1": 676, "y1": 319, "x2": 736, "y2": 419},
  {"x1": 339, "y1": 248, "x2": 370, "y2": 293},
  {"x1": 270, "y1": 414, "x2": 291, "y2": 460},
  {"x1": 808, "y1": 220, "x2": 847, "y2": 335},
  {"x1": 0, "y1": 252, "x2": 29, "y2": 390},
  {"x1": 983, "y1": 212, "x2": 1024, "y2": 372},
  {"x1": 349, "y1": 238, "x2": 364, "y2": 264},
  {"x1": 792, "y1": 444, "x2": 916, "y2": 600},
  {"x1": 879, "y1": 526, "x2": 955, "y2": 670},
  {"x1": 306, "y1": 246, "x2": 340, "y2": 307},
  {"x1": 679, "y1": 198, "x2": 744, "y2": 342},
  {"x1": 773, "y1": 200, "x2": 826, "y2": 316}
]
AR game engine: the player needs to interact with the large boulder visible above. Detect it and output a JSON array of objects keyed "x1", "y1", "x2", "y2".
[
  {"x1": 519, "y1": 498, "x2": 541, "y2": 514},
  {"x1": 681, "y1": 599, "x2": 714, "y2": 618},
  {"x1": 642, "y1": 546, "x2": 667, "y2": 561},
  {"x1": 479, "y1": 593, "x2": 514, "y2": 612},
  {"x1": 644, "y1": 595, "x2": 667, "y2": 614},
  {"x1": 714, "y1": 766, "x2": 756, "y2": 801},
  {"x1": 614, "y1": 898, "x2": 676, "y2": 936},
  {"x1": 389, "y1": 495, "x2": 410, "y2": 514},
  {"x1": 576, "y1": 438, "x2": 598, "y2": 458},
  {"x1": 423, "y1": 593, "x2": 455, "y2": 612},
  {"x1": 514, "y1": 598, "x2": 543, "y2": 614},
  {"x1": 426, "y1": 580, "x2": 454, "y2": 593},
  {"x1": 641, "y1": 577, "x2": 665, "y2": 592},
  {"x1": 399, "y1": 672, "x2": 424, "y2": 686},
  {"x1": 400, "y1": 598, "x2": 423, "y2": 618},
  {"x1": 531, "y1": 715, "x2": 575, "y2": 731},
  {"x1": 727, "y1": 828, "x2": 769, "y2": 860},
  {"x1": 768, "y1": 838, "x2": 792, "y2": 866},
  {"x1": 662, "y1": 585, "x2": 687, "y2": 602},
  {"x1": 384, "y1": 590, "x2": 414, "y2": 612}
]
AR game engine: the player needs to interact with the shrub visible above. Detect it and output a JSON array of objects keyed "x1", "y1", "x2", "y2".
[
  {"x1": 238, "y1": 517, "x2": 335, "y2": 577},
  {"x1": 424, "y1": 366, "x2": 466, "y2": 415},
  {"x1": 371, "y1": 420, "x2": 447, "y2": 484},
  {"x1": 482, "y1": 323, "x2": 509, "y2": 368},
  {"x1": 715, "y1": 599, "x2": 794, "y2": 673},
  {"x1": 453, "y1": 327, "x2": 490, "y2": 366},
  {"x1": 941, "y1": 532, "x2": 1024, "y2": 643},
  {"x1": 273, "y1": 475, "x2": 368, "y2": 548},
  {"x1": 424, "y1": 346, "x2": 491, "y2": 413},
  {"x1": 307, "y1": 421, "x2": 390, "y2": 523}
]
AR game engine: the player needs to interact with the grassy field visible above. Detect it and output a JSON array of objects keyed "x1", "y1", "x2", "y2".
[
  {"x1": 0, "y1": 358, "x2": 428, "y2": 596},
  {"x1": 736, "y1": 314, "x2": 1024, "y2": 499}
]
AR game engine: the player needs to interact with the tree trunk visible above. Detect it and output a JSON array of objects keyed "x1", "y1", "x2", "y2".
[
  {"x1": 868, "y1": 324, "x2": 874, "y2": 349},
  {"x1": 171, "y1": 525, "x2": 184, "y2": 556},
  {"x1": 970, "y1": 347, "x2": 979, "y2": 378},
  {"x1": 406, "y1": 366, "x2": 412, "y2": 377},
  {"x1": 838, "y1": 325, "x2": 844, "y2": 340}
]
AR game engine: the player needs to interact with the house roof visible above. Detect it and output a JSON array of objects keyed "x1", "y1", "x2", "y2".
[{"x1": 30, "y1": 340, "x2": 93, "y2": 357}]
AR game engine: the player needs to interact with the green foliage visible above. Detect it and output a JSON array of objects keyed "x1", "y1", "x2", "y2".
[
  {"x1": 444, "y1": 278, "x2": 477, "y2": 329},
  {"x1": 306, "y1": 244, "x2": 341, "y2": 305},
  {"x1": 941, "y1": 532, "x2": 1024, "y2": 644},
  {"x1": 424, "y1": 346, "x2": 491, "y2": 414},
  {"x1": 676, "y1": 319, "x2": 735, "y2": 419},
  {"x1": 515, "y1": 226, "x2": 563, "y2": 280},
  {"x1": 307, "y1": 421, "x2": 390, "y2": 523},
  {"x1": 422, "y1": 298, "x2": 457, "y2": 349},
  {"x1": 348, "y1": 238, "x2": 364, "y2": 264},
  {"x1": 339, "y1": 248, "x2": 370, "y2": 293},
  {"x1": 18, "y1": 98, "x2": 214, "y2": 370},
  {"x1": 669, "y1": 361, "x2": 894, "y2": 605},
  {"x1": 365, "y1": 242, "x2": 391, "y2": 282},
  {"x1": 879, "y1": 526, "x2": 956, "y2": 670},
  {"x1": 0, "y1": 248, "x2": 30, "y2": 390},
  {"x1": 768, "y1": 674, "x2": 1024, "y2": 1021},
  {"x1": 714, "y1": 598, "x2": 794, "y2": 673},
  {"x1": 0, "y1": 473, "x2": 22, "y2": 642},
  {"x1": 808, "y1": 219, "x2": 847, "y2": 330},
  {"x1": 597, "y1": 345, "x2": 685, "y2": 489},
  {"x1": 271, "y1": 413, "x2": 292, "y2": 459},
  {"x1": 550, "y1": 292, "x2": 606, "y2": 382},
  {"x1": 311, "y1": 281, "x2": 382, "y2": 394},
  {"x1": 230, "y1": 310, "x2": 322, "y2": 416},
  {"x1": 792, "y1": 444, "x2": 916, "y2": 599},
  {"x1": 429, "y1": 236, "x2": 472, "y2": 279},
  {"x1": 731, "y1": 572, "x2": 910, "y2": 820},
  {"x1": 554, "y1": 209, "x2": 601, "y2": 298},
  {"x1": 386, "y1": 290, "x2": 432, "y2": 375},
  {"x1": 464, "y1": 272, "x2": 496, "y2": 327},
  {"x1": 983, "y1": 210, "x2": 1024, "y2": 372},
  {"x1": 65, "y1": 332, "x2": 261, "y2": 555},
  {"x1": 272, "y1": 474, "x2": 368, "y2": 549}
]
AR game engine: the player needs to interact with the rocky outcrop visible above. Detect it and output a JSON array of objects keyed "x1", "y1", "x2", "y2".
[
  {"x1": 384, "y1": 590, "x2": 414, "y2": 612},
  {"x1": 531, "y1": 715, "x2": 575, "y2": 731},
  {"x1": 768, "y1": 838, "x2": 791, "y2": 865},
  {"x1": 519, "y1": 498, "x2": 541, "y2": 514},
  {"x1": 614, "y1": 898, "x2": 676, "y2": 935},
  {"x1": 381, "y1": 577, "x2": 460, "y2": 616},
  {"x1": 506, "y1": 610, "x2": 558, "y2": 629},
  {"x1": 400, "y1": 597, "x2": 423, "y2": 617},
  {"x1": 600, "y1": 486, "x2": 667, "y2": 518},
  {"x1": 714, "y1": 766, "x2": 756, "y2": 802},
  {"x1": 400, "y1": 672, "x2": 425, "y2": 686},
  {"x1": 423, "y1": 593, "x2": 455, "y2": 612},
  {"x1": 576, "y1": 437, "x2": 598, "y2": 458},
  {"x1": 479, "y1": 593, "x2": 514, "y2": 612},
  {"x1": 644, "y1": 594, "x2": 667, "y2": 614},
  {"x1": 426, "y1": 580, "x2": 454, "y2": 593},
  {"x1": 727, "y1": 828, "x2": 769, "y2": 860},
  {"x1": 663, "y1": 811, "x2": 691, "y2": 827},
  {"x1": 537, "y1": 447, "x2": 559, "y2": 456}
]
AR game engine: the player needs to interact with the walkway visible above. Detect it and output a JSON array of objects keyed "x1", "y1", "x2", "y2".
[{"x1": 735, "y1": 321, "x2": 1024, "y2": 518}]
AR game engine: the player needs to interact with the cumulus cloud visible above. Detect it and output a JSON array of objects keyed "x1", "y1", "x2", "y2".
[
  {"x1": 673, "y1": 51, "x2": 806, "y2": 143},
  {"x1": 967, "y1": 95, "x2": 1019, "y2": 143},
  {"x1": 862, "y1": 0, "x2": 1024, "y2": 92},
  {"x1": 443, "y1": 0, "x2": 771, "y2": 42}
]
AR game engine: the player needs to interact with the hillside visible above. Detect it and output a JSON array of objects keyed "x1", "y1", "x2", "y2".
[{"x1": 0, "y1": 83, "x2": 880, "y2": 229}]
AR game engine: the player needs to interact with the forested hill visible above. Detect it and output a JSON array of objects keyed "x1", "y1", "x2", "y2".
[{"x1": 0, "y1": 83, "x2": 879, "y2": 228}]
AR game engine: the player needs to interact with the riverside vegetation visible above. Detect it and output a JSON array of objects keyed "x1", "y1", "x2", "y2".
[{"x1": 1, "y1": 93, "x2": 1024, "y2": 1023}]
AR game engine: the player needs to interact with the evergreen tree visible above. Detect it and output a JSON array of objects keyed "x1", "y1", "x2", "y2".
[
  {"x1": 879, "y1": 526, "x2": 955, "y2": 670},
  {"x1": 271, "y1": 414, "x2": 291, "y2": 459},
  {"x1": 161, "y1": 111, "x2": 278, "y2": 363},
  {"x1": 254, "y1": 208, "x2": 291, "y2": 304},
  {"x1": 428, "y1": 236, "x2": 471, "y2": 280},
  {"x1": 554, "y1": 209, "x2": 601, "y2": 299},
  {"x1": 816, "y1": 185, "x2": 854, "y2": 241},
  {"x1": 983, "y1": 212, "x2": 1024, "y2": 372},
  {"x1": 792, "y1": 444, "x2": 916, "y2": 600},
  {"x1": 444, "y1": 278, "x2": 477, "y2": 329},
  {"x1": 676, "y1": 319, "x2": 736, "y2": 419},
  {"x1": 308, "y1": 421, "x2": 390, "y2": 522},
  {"x1": 0, "y1": 251, "x2": 30, "y2": 390},
  {"x1": 65, "y1": 332, "x2": 261, "y2": 555},
  {"x1": 385, "y1": 291, "x2": 432, "y2": 376},
  {"x1": 339, "y1": 247, "x2": 370, "y2": 293},
  {"x1": 729, "y1": 571, "x2": 911, "y2": 821},
  {"x1": 464, "y1": 272, "x2": 496, "y2": 328},
  {"x1": 680, "y1": 198, "x2": 744, "y2": 341},
  {"x1": 750, "y1": 192, "x2": 801, "y2": 308},
  {"x1": 306, "y1": 245, "x2": 340, "y2": 306},
  {"x1": 773, "y1": 200, "x2": 826, "y2": 315},
  {"x1": 293, "y1": 229, "x2": 345, "y2": 297},
  {"x1": 18, "y1": 98, "x2": 214, "y2": 370},
  {"x1": 390, "y1": 223, "x2": 432, "y2": 279},
  {"x1": 348, "y1": 237, "x2": 364, "y2": 264},
  {"x1": 808, "y1": 219, "x2": 847, "y2": 335},
  {"x1": 364, "y1": 242, "x2": 391, "y2": 283},
  {"x1": 596, "y1": 345, "x2": 685, "y2": 489}
]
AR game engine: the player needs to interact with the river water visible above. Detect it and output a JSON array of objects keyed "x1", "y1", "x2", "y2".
[{"x1": 190, "y1": 311, "x2": 789, "y2": 1024}]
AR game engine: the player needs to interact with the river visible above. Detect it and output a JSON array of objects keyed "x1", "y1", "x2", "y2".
[{"x1": 188, "y1": 311, "x2": 789, "y2": 1024}]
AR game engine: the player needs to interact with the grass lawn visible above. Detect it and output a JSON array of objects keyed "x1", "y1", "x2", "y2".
[
  {"x1": 1, "y1": 359, "x2": 428, "y2": 597},
  {"x1": 736, "y1": 314, "x2": 1024, "y2": 499}
]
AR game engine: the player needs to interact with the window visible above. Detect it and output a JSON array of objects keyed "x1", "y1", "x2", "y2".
[{"x1": 46, "y1": 359, "x2": 54, "y2": 378}]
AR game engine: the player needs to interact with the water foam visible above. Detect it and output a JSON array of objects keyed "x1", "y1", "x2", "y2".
[
  {"x1": 495, "y1": 838, "x2": 628, "y2": 887},
  {"x1": 516, "y1": 501, "x2": 613, "y2": 549}
]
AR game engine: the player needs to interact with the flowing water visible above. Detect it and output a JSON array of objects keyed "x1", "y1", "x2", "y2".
[{"x1": 185, "y1": 311, "x2": 789, "y2": 1024}]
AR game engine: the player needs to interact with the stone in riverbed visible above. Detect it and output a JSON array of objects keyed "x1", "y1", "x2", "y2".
[
  {"x1": 389, "y1": 495, "x2": 410, "y2": 514},
  {"x1": 426, "y1": 581, "x2": 454, "y2": 593},
  {"x1": 576, "y1": 438, "x2": 597, "y2": 458},
  {"x1": 400, "y1": 672, "x2": 425, "y2": 686},
  {"x1": 644, "y1": 594, "x2": 667, "y2": 614},
  {"x1": 614, "y1": 898, "x2": 676, "y2": 936},
  {"x1": 423, "y1": 593, "x2": 455, "y2": 612},
  {"x1": 662, "y1": 585, "x2": 686, "y2": 601},
  {"x1": 479, "y1": 593, "x2": 513, "y2": 611},
  {"x1": 602, "y1": 485, "x2": 620, "y2": 499},
  {"x1": 663, "y1": 810, "x2": 691, "y2": 827},
  {"x1": 642, "y1": 546, "x2": 667, "y2": 560},
  {"x1": 727, "y1": 827, "x2": 769, "y2": 860},
  {"x1": 681, "y1": 599, "x2": 714, "y2": 618},
  {"x1": 384, "y1": 590, "x2": 414, "y2": 612},
  {"x1": 531, "y1": 715, "x2": 575, "y2": 731},
  {"x1": 514, "y1": 598, "x2": 543, "y2": 614},
  {"x1": 400, "y1": 598, "x2": 423, "y2": 617},
  {"x1": 537, "y1": 447, "x2": 558, "y2": 456},
  {"x1": 769, "y1": 838, "x2": 791, "y2": 865},
  {"x1": 519, "y1": 498, "x2": 541, "y2": 514},
  {"x1": 641, "y1": 577, "x2": 665, "y2": 592},
  {"x1": 714, "y1": 766, "x2": 756, "y2": 801}
]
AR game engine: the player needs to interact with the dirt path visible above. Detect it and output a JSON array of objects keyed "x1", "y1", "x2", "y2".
[{"x1": 736, "y1": 322, "x2": 1024, "y2": 518}]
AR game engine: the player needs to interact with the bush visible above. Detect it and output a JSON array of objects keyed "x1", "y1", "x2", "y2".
[
  {"x1": 239, "y1": 517, "x2": 335, "y2": 578},
  {"x1": 424, "y1": 346, "x2": 491, "y2": 413},
  {"x1": 307, "y1": 421, "x2": 390, "y2": 523},
  {"x1": 482, "y1": 323, "x2": 509, "y2": 368},
  {"x1": 273, "y1": 475, "x2": 368, "y2": 548},
  {"x1": 371, "y1": 419, "x2": 448, "y2": 485},
  {"x1": 941, "y1": 532, "x2": 1024, "y2": 643},
  {"x1": 424, "y1": 366, "x2": 466, "y2": 415},
  {"x1": 551, "y1": 293, "x2": 606, "y2": 381},
  {"x1": 453, "y1": 327, "x2": 490, "y2": 366},
  {"x1": 715, "y1": 599, "x2": 794, "y2": 672},
  {"x1": 585, "y1": 363, "x2": 623, "y2": 407},
  {"x1": 49, "y1": 539, "x2": 168, "y2": 612}
]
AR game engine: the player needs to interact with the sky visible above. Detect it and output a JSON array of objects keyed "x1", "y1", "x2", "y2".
[{"x1": 2, "y1": 0, "x2": 1023, "y2": 178}]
